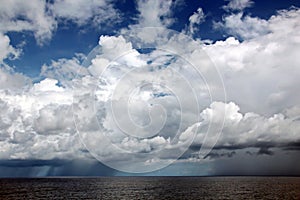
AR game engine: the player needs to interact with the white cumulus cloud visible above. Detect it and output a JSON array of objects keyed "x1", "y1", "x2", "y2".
[
  {"x1": 206, "y1": 7, "x2": 300, "y2": 115},
  {"x1": 223, "y1": 0, "x2": 254, "y2": 12},
  {"x1": 193, "y1": 102, "x2": 300, "y2": 151},
  {"x1": 214, "y1": 12, "x2": 269, "y2": 40}
]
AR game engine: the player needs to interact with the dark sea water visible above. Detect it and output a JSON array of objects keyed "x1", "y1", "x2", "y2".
[{"x1": 0, "y1": 177, "x2": 299, "y2": 199}]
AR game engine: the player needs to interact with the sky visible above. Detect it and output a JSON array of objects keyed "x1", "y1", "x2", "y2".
[{"x1": 0, "y1": 0, "x2": 300, "y2": 177}]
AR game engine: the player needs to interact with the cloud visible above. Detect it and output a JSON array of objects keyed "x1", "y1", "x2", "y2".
[
  {"x1": 136, "y1": 0, "x2": 175, "y2": 27},
  {"x1": 0, "y1": 159, "x2": 119, "y2": 177},
  {"x1": 98, "y1": 35, "x2": 137, "y2": 60},
  {"x1": 50, "y1": 0, "x2": 120, "y2": 27},
  {"x1": 40, "y1": 55, "x2": 89, "y2": 87},
  {"x1": 223, "y1": 0, "x2": 254, "y2": 12},
  {"x1": 213, "y1": 12, "x2": 269, "y2": 40},
  {"x1": 215, "y1": 7, "x2": 300, "y2": 40},
  {"x1": 3, "y1": 4, "x2": 300, "y2": 164},
  {"x1": 0, "y1": 65, "x2": 30, "y2": 89},
  {"x1": 69, "y1": 31, "x2": 224, "y2": 172},
  {"x1": 0, "y1": 77, "x2": 82, "y2": 160},
  {"x1": 0, "y1": 33, "x2": 20, "y2": 62},
  {"x1": 210, "y1": 148, "x2": 300, "y2": 175},
  {"x1": 204, "y1": 151, "x2": 236, "y2": 159},
  {"x1": 191, "y1": 102, "x2": 300, "y2": 153},
  {"x1": 0, "y1": 0, "x2": 121, "y2": 46},
  {"x1": 257, "y1": 147, "x2": 274, "y2": 155},
  {"x1": 0, "y1": 0, "x2": 57, "y2": 45},
  {"x1": 188, "y1": 8, "x2": 205, "y2": 34},
  {"x1": 120, "y1": 136, "x2": 171, "y2": 153},
  {"x1": 206, "y1": 7, "x2": 300, "y2": 115},
  {"x1": 87, "y1": 35, "x2": 146, "y2": 78}
]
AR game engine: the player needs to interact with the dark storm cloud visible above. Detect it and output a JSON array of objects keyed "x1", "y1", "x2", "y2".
[
  {"x1": 50, "y1": 159, "x2": 119, "y2": 176},
  {"x1": 204, "y1": 151, "x2": 236, "y2": 159},
  {"x1": 257, "y1": 147, "x2": 274, "y2": 156},
  {"x1": 0, "y1": 159, "x2": 66, "y2": 167},
  {"x1": 282, "y1": 141, "x2": 300, "y2": 151},
  {"x1": 210, "y1": 149, "x2": 300, "y2": 176},
  {"x1": 189, "y1": 140, "x2": 300, "y2": 157},
  {"x1": 0, "y1": 159, "x2": 119, "y2": 177},
  {"x1": 212, "y1": 141, "x2": 300, "y2": 151}
]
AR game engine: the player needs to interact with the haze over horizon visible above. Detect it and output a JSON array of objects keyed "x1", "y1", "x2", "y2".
[{"x1": 0, "y1": 0, "x2": 300, "y2": 176}]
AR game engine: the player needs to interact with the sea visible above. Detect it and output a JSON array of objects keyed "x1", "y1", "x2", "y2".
[{"x1": 0, "y1": 177, "x2": 299, "y2": 199}]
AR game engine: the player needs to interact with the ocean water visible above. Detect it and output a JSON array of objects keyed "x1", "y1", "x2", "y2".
[{"x1": 0, "y1": 177, "x2": 299, "y2": 199}]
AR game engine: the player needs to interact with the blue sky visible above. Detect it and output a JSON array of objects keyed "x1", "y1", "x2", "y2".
[{"x1": 0, "y1": 0, "x2": 300, "y2": 176}]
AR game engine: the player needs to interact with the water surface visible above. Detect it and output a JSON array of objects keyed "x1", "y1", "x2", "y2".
[{"x1": 0, "y1": 177, "x2": 299, "y2": 199}]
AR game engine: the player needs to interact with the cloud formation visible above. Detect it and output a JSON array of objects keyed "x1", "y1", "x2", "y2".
[
  {"x1": 192, "y1": 102, "x2": 300, "y2": 152},
  {"x1": 214, "y1": 13, "x2": 269, "y2": 40},
  {"x1": 0, "y1": 0, "x2": 57, "y2": 45},
  {"x1": 188, "y1": 8, "x2": 205, "y2": 34},
  {"x1": 0, "y1": 78, "x2": 81, "y2": 160},
  {"x1": 0, "y1": 0, "x2": 120, "y2": 46},
  {"x1": 223, "y1": 0, "x2": 254, "y2": 12},
  {"x1": 0, "y1": 33, "x2": 20, "y2": 62},
  {"x1": 0, "y1": 1, "x2": 300, "y2": 175},
  {"x1": 136, "y1": 0, "x2": 178, "y2": 27},
  {"x1": 207, "y1": 7, "x2": 300, "y2": 115},
  {"x1": 50, "y1": 0, "x2": 120, "y2": 26}
]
